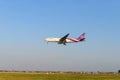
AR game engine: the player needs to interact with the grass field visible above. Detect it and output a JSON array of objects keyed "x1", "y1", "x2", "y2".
[{"x1": 0, "y1": 72, "x2": 120, "y2": 80}]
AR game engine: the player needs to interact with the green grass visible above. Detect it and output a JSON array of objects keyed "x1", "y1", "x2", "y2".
[{"x1": 0, "y1": 72, "x2": 120, "y2": 80}]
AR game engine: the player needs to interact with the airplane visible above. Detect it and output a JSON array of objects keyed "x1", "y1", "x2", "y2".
[{"x1": 45, "y1": 33, "x2": 85, "y2": 45}]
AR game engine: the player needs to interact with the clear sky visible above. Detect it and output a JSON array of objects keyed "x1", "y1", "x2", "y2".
[{"x1": 0, "y1": 0, "x2": 120, "y2": 72}]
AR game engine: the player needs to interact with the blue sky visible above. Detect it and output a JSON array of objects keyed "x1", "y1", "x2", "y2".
[{"x1": 0, "y1": 0, "x2": 120, "y2": 72}]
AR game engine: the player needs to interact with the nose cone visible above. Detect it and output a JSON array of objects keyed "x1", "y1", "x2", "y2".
[
  {"x1": 45, "y1": 38, "x2": 48, "y2": 41},
  {"x1": 45, "y1": 38, "x2": 49, "y2": 42}
]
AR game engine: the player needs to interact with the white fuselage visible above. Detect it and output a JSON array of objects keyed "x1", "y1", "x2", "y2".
[
  {"x1": 45, "y1": 33, "x2": 85, "y2": 45},
  {"x1": 45, "y1": 38, "x2": 73, "y2": 43}
]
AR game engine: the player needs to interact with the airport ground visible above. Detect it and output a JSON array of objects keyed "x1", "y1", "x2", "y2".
[{"x1": 0, "y1": 71, "x2": 120, "y2": 80}]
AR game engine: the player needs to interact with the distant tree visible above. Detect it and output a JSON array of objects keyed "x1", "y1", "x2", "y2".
[{"x1": 118, "y1": 70, "x2": 120, "y2": 73}]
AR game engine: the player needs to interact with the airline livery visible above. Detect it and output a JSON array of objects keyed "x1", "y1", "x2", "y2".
[{"x1": 45, "y1": 33, "x2": 85, "y2": 45}]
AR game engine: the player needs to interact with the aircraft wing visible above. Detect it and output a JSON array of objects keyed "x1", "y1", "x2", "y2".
[{"x1": 58, "y1": 33, "x2": 69, "y2": 45}]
